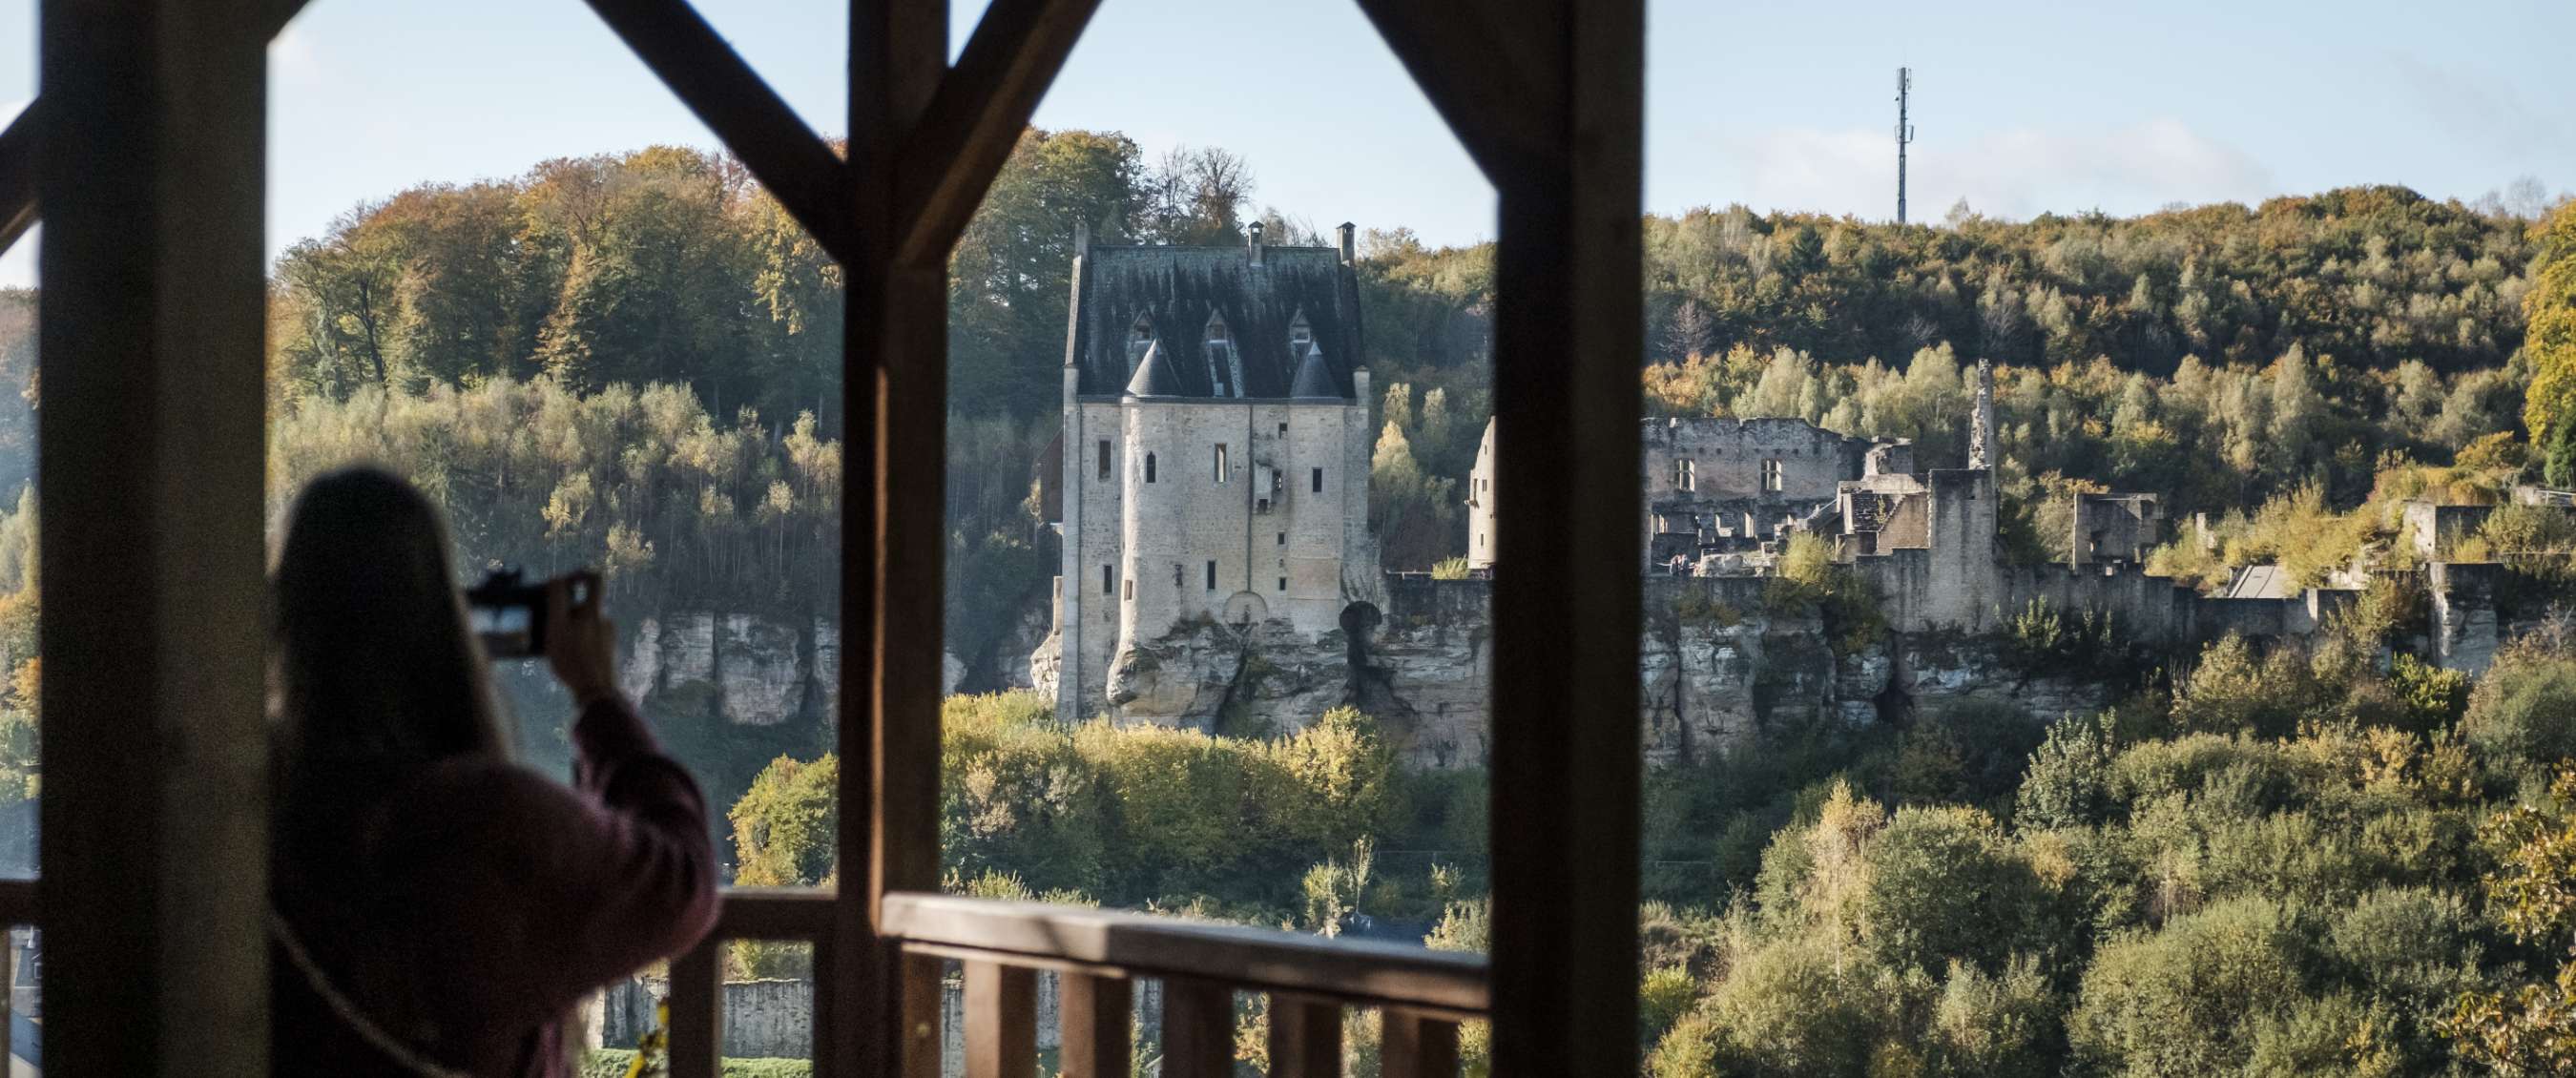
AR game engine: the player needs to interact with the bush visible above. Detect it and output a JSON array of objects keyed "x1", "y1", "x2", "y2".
[
  {"x1": 1924, "y1": 957, "x2": 2061, "y2": 1078},
  {"x1": 1697, "y1": 934, "x2": 1922, "y2": 1078},
  {"x1": 2459, "y1": 643, "x2": 2576, "y2": 776},
  {"x1": 1859, "y1": 806, "x2": 2056, "y2": 976},
  {"x1": 1639, "y1": 964, "x2": 1699, "y2": 1047},
  {"x1": 2069, "y1": 896, "x2": 2314, "y2": 1077},
  {"x1": 2016, "y1": 713, "x2": 2117, "y2": 830},
  {"x1": 2170, "y1": 633, "x2": 2311, "y2": 738}
]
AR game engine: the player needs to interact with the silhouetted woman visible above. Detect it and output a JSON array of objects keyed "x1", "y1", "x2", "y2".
[{"x1": 268, "y1": 467, "x2": 717, "y2": 1077}]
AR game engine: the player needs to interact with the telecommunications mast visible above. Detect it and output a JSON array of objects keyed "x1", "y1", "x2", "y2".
[{"x1": 1895, "y1": 67, "x2": 1917, "y2": 224}]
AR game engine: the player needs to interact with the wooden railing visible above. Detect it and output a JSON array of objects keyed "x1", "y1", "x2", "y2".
[
  {"x1": 659, "y1": 889, "x2": 1482, "y2": 1077},
  {"x1": 883, "y1": 892, "x2": 1485, "y2": 1078}
]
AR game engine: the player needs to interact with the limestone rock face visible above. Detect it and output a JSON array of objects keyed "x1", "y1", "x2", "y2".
[
  {"x1": 718, "y1": 614, "x2": 805, "y2": 726},
  {"x1": 994, "y1": 575, "x2": 2128, "y2": 772},
  {"x1": 618, "y1": 612, "x2": 840, "y2": 725}
]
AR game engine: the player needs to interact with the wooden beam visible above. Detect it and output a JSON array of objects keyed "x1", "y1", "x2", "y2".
[
  {"x1": 712, "y1": 888, "x2": 840, "y2": 940},
  {"x1": 0, "y1": 101, "x2": 43, "y2": 257},
  {"x1": 39, "y1": 0, "x2": 273, "y2": 1072},
  {"x1": 891, "y1": 0, "x2": 1104, "y2": 267},
  {"x1": 582, "y1": 0, "x2": 859, "y2": 264},
  {"x1": 1348, "y1": 0, "x2": 1554, "y2": 183},
  {"x1": 1480, "y1": 0, "x2": 1646, "y2": 1074},
  {"x1": 837, "y1": 1, "x2": 948, "y2": 1076},
  {"x1": 0, "y1": 0, "x2": 311, "y2": 247}
]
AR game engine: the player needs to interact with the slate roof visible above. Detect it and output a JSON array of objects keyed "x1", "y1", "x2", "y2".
[
  {"x1": 1289, "y1": 342, "x2": 1340, "y2": 400},
  {"x1": 1070, "y1": 242, "x2": 1362, "y2": 401},
  {"x1": 1124, "y1": 340, "x2": 1184, "y2": 398}
]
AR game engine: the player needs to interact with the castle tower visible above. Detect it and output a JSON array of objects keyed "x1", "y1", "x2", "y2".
[
  {"x1": 1466, "y1": 418, "x2": 1498, "y2": 570},
  {"x1": 1044, "y1": 228, "x2": 1376, "y2": 723},
  {"x1": 1968, "y1": 358, "x2": 1996, "y2": 470}
]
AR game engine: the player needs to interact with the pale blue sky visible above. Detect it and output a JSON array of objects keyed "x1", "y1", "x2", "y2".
[{"x1": 0, "y1": 0, "x2": 2570, "y2": 288}]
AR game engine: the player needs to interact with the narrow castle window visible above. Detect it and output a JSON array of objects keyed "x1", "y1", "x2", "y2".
[
  {"x1": 1145, "y1": 452, "x2": 1156, "y2": 483},
  {"x1": 1278, "y1": 576, "x2": 1288, "y2": 591},
  {"x1": 1674, "y1": 457, "x2": 1695, "y2": 491},
  {"x1": 1214, "y1": 444, "x2": 1229, "y2": 483},
  {"x1": 1096, "y1": 439, "x2": 1111, "y2": 482},
  {"x1": 1278, "y1": 422, "x2": 1289, "y2": 435},
  {"x1": 1102, "y1": 565, "x2": 1112, "y2": 595},
  {"x1": 1173, "y1": 563, "x2": 1183, "y2": 587},
  {"x1": 1277, "y1": 532, "x2": 1286, "y2": 546},
  {"x1": 1761, "y1": 458, "x2": 1783, "y2": 492},
  {"x1": 1312, "y1": 467, "x2": 1324, "y2": 493},
  {"x1": 1205, "y1": 561, "x2": 1217, "y2": 591}
]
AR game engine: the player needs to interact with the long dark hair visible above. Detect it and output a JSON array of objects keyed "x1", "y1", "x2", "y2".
[
  {"x1": 271, "y1": 466, "x2": 509, "y2": 860},
  {"x1": 268, "y1": 466, "x2": 515, "y2": 1063}
]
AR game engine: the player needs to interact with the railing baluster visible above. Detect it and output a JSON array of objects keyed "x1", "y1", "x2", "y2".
[
  {"x1": 1380, "y1": 1007, "x2": 1459, "y2": 1078},
  {"x1": 1059, "y1": 971, "x2": 1132, "y2": 1078},
  {"x1": 1267, "y1": 994, "x2": 1340, "y2": 1078},
  {"x1": 964, "y1": 960, "x2": 1037, "y2": 1078},
  {"x1": 901, "y1": 951, "x2": 945, "y2": 1078},
  {"x1": 668, "y1": 935, "x2": 723, "y2": 1078},
  {"x1": 1160, "y1": 978, "x2": 1236, "y2": 1077},
  {"x1": 2, "y1": 927, "x2": 13, "y2": 1071}
]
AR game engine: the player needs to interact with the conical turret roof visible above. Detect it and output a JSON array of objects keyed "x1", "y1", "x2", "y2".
[
  {"x1": 1124, "y1": 340, "x2": 1184, "y2": 398},
  {"x1": 1289, "y1": 342, "x2": 1340, "y2": 400}
]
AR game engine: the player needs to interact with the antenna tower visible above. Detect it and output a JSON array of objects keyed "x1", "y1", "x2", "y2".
[{"x1": 1895, "y1": 67, "x2": 1916, "y2": 224}]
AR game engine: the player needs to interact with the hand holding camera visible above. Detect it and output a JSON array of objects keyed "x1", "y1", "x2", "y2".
[{"x1": 467, "y1": 568, "x2": 620, "y2": 708}]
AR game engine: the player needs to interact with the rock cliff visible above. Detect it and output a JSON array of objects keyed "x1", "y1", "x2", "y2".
[{"x1": 1031, "y1": 576, "x2": 2117, "y2": 768}]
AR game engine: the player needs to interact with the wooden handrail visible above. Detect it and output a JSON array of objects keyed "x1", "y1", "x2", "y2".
[{"x1": 880, "y1": 892, "x2": 1488, "y2": 1018}]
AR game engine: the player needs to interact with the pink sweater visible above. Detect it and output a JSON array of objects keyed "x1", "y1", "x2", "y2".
[{"x1": 271, "y1": 697, "x2": 720, "y2": 1076}]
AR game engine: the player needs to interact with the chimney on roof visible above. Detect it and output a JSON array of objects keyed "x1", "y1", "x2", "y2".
[
  {"x1": 1336, "y1": 221, "x2": 1356, "y2": 264},
  {"x1": 1247, "y1": 219, "x2": 1265, "y2": 267}
]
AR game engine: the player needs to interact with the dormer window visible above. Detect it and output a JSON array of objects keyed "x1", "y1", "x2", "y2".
[
  {"x1": 1203, "y1": 311, "x2": 1238, "y2": 398},
  {"x1": 1288, "y1": 310, "x2": 1314, "y2": 351}
]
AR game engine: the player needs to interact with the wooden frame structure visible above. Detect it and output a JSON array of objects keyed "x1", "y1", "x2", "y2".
[{"x1": 10, "y1": 0, "x2": 1642, "y2": 1072}]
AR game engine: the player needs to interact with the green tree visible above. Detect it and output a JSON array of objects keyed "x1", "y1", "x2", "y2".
[{"x1": 2522, "y1": 201, "x2": 2576, "y2": 486}]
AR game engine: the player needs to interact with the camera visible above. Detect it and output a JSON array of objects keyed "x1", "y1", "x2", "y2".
[{"x1": 464, "y1": 569, "x2": 583, "y2": 658}]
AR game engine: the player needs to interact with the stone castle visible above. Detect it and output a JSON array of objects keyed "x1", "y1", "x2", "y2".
[{"x1": 1033, "y1": 222, "x2": 1382, "y2": 723}]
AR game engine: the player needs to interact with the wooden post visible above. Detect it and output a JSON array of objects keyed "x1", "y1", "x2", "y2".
[
  {"x1": 1481, "y1": 0, "x2": 1646, "y2": 1073},
  {"x1": 1380, "y1": 1008, "x2": 1460, "y2": 1078},
  {"x1": 962, "y1": 962, "x2": 1037, "y2": 1078},
  {"x1": 1058, "y1": 972, "x2": 1132, "y2": 1078},
  {"x1": 1158, "y1": 979, "x2": 1236, "y2": 1078},
  {"x1": 668, "y1": 937, "x2": 724, "y2": 1078},
  {"x1": 838, "y1": 2, "x2": 948, "y2": 1077},
  {"x1": 38, "y1": 0, "x2": 272, "y2": 1073},
  {"x1": 1266, "y1": 996, "x2": 1341, "y2": 1078}
]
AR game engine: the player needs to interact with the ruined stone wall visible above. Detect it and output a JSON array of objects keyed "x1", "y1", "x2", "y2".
[
  {"x1": 1640, "y1": 416, "x2": 1871, "y2": 503},
  {"x1": 2432, "y1": 561, "x2": 2502, "y2": 674}
]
